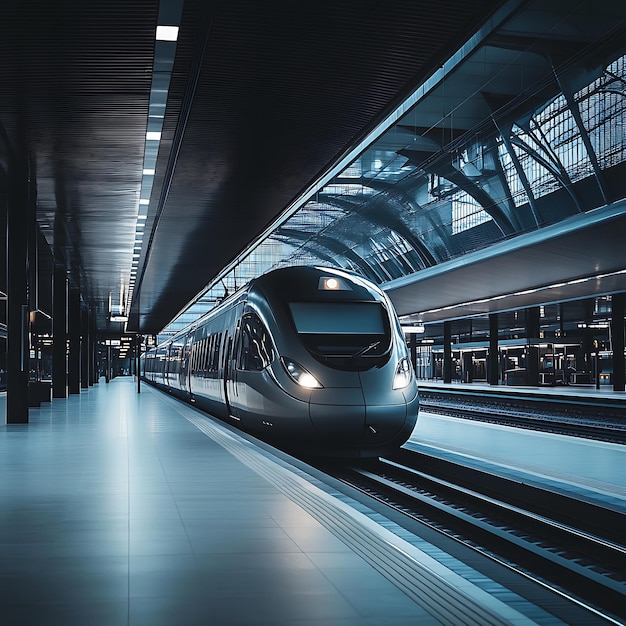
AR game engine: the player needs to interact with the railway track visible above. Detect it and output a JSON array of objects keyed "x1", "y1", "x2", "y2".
[
  {"x1": 418, "y1": 388, "x2": 626, "y2": 443},
  {"x1": 320, "y1": 447, "x2": 626, "y2": 624}
]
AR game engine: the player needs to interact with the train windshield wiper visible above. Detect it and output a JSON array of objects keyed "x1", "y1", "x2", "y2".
[{"x1": 350, "y1": 341, "x2": 380, "y2": 360}]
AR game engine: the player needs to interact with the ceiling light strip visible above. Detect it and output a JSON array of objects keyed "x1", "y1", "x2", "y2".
[
  {"x1": 132, "y1": 5, "x2": 215, "y2": 323},
  {"x1": 126, "y1": 0, "x2": 184, "y2": 314}
]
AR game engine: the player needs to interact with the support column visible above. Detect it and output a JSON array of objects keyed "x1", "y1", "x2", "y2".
[
  {"x1": 6, "y1": 156, "x2": 30, "y2": 423},
  {"x1": 462, "y1": 351, "x2": 473, "y2": 383},
  {"x1": 525, "y1": 306, "x2": 540, "y2": 386},
  {"x1": 52, "y1": 263, "x2": 67, "y2": 398},
  {"x1": 80, "y1": 306, "x2": 89, "y2": 388},
  {"x1": 68, "y1": 287, "x2": 81, "y2": 394},
  {"x1": 443, "y1": 321, "x2": 452, "y2": 384},
  {"x1": 90, "y1": 311, "x2": 98, "y2": 385},
  {"x1": 136, "y1": 336, "x2": 141, "y2": 394},
  {"x1": 488, "y1": 313, "x2": 499, "y2": 385},
  {"x1": 611, "y1": 293, "x2": 625, "y2": 392},
  {"x1": 409, "y1": 332, "x2": 417, "y2": 375},
  {"x1": 105, "y1": 344, "x2": 111, "y2": 383},
  {"x1": 136, "y1": 294, "x2": 141, "y2": 393}
]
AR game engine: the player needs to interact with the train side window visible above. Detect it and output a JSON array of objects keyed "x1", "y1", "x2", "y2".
[
  {"x1": 204, "y1": 336, "x2": 210, "y2": 373},
  {"x1": 237, "y1": 325, "x2": 250, "y2": 370},
  {"x1": 237, "y1": 310, "x2": 274, "y2": 371},
  {"x1": 212, "y1": 333, "x2": 219, "y2": 371},
  {"x1": 216, "y1": 332, "x2": 223, "y2": 371},
  {"x1": 208, "y1": 334, "x2": 215, "y2": 371}
]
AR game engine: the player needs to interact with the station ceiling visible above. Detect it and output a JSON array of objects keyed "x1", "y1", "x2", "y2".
[
  {"x1": 1, "y1": 0, "x2": 625, "y2": 338},
  {"x1": 0, "y1": 0, "x2": 506, "y2": 334}
]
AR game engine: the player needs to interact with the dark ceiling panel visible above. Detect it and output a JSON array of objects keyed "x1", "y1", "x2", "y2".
[{"x1": 0, "y1": 0, "x2": 159, "y2": 326}]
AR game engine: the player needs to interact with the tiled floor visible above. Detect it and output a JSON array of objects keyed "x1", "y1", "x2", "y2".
[{"x1": 1, "y1": 378, "x2": 440, "y2": 625}]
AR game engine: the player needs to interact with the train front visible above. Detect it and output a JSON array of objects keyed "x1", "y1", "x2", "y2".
[{"x1": 259, "y1": 267, "x2": 419, "y2": 458}]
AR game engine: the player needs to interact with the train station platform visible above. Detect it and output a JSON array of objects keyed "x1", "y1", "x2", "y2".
[
  {"x1": 0, "y1": 377, "x2": 612, "y2": 625},
  {"x1": 418, "y1": 379, "x2": 626, "y2": 400},
  {"x1": 409, "y1": 409, "x2": 626, "y2": 506},
  {"x1": 412, "y1": 380, "x2": 625, "y2": 510}
]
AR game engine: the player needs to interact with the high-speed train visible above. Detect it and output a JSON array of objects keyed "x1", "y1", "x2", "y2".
[{"x1": 142, "y1": 266, "x2": 418, "y2": 457}]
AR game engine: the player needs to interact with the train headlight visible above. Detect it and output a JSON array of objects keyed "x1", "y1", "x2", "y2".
[
  {"x1": 393, "y1": 357, "x2": 413, "y2": 390},
  {"x1": 281, "y1": 358, "x2": 323, "y2": 388},
  {"x1": 318, "y1": 276, "x2": 351, "y2": 291}
]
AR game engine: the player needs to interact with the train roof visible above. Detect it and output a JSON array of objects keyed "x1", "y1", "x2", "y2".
[
  {"x1": 251, "y1": 266, "x2": 386, "y2": 301},
  {"x1": 152, "y1": 265, "x2": 388, "y2": 346}
]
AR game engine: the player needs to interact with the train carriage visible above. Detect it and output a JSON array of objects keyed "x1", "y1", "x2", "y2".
[{"x1": 142, "y1": 266, "x2": 418, "y2": 457}]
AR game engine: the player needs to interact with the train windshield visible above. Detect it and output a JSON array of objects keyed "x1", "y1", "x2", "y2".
[
  {"x1": 289, "y1": 301, "x2": 391, "y2": 371},
  {"x1": 289, "y1": 302, "x2": 384, "y2": 334}
]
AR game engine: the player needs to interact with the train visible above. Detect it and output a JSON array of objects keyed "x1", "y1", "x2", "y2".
[{"x1": 141, "y1": 265, "x2": 419, "y2": 457}]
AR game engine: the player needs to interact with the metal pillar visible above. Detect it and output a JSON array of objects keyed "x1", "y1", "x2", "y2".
[
  {"x1": 525, "y1": 306, "x2": 540, "y2": 386},
  {"x1": 443, "y1": 321, "x2": 452, "y2": 384},
  {"x1": 80, "y1": 306, "x2": 89, "y2": 388},
  {"x1": 52, "y1": 263, "x2": 67, "y2": 398},
  {"x1": 6, "y1": 155, "x2": 30, "y2": 423},
  {"x1": 462, "y1": 352, "x2": 473, "y2": 383},
  {"x1": 68, "y1": 287, "x2": 81, "y2": 394},
  {"x1": 105, "y1": 344, "x2": 111, "y2": 383},
  {"x1": 136, "y1": 294, "x2": 141, "y2": 393},
  {"x1": 136, "y1": 336, "x2": 141, "y2": 394},
  {"x1": 488, "y1": 313, "x2": 499, "y2": 385},
  {"x1": 611, "y1": 293, "x2": 625, "y2": 392},
  {"x1": 409, "y1": 332, "x2": 417, "y2": 374},
  {"x1": 90, "y1": 311, "x2": 98, "y2": 384}
]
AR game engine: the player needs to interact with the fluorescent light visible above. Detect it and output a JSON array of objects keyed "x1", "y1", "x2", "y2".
[
  {"x1": 143, "y1": 168, "x2": 155, "y2": 175},
  {"x1": 139, "y1": 199, "x2": 149, "y2": 205},
  {"x1": 402, "y1": 325, "x2": 425, "y2": 334},
  {"x1": 156, "y1": 25, "x2": 179, "y2": 41},
  {"x1": 146, "y1": 131, "x2": 161, "y2": 141}
]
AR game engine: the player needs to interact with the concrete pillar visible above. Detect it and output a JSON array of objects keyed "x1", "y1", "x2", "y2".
[
  {"x1": 525, "y1": 306, "x2": 540, "y2": 386},
  {"x1": 52, "y1": 263, "x2": 67, "y2": 398},
  {"x1": 611, "y1": 293, "x2": 625, "y2": 392},
  {"x1": 6, "y1": 155, "x2": 30, "y2": 423},
  {"x1": 90, "y1": 310, "x2": 98, "y2": 385},
  {"x1": 462, "y1": 351, "x2": 473, "y2": 383},
  {"x1": 81, "y1": 306, "x2": 89, "y2": 388},
  {"x1": 409, "y1": 332, "x2": 417, "y2": 375},
  {"x1": 488, "y1": 313, "x2": 499, "y2": 385},
  {"x1": 136, "y1": 336, "x2": 142, "y2": 394},
  {"x1": 443, "y1": 321, "x2": 452, "y2": 384},
  {"x1": 68, "y1": 287, "x2": 81, "y2": 394}
]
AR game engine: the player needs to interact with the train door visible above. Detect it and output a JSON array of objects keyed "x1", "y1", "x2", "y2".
[
  {"x1": 224, "y1": 305, "x2": 244, "y2": 420},
  {"x1": 179, "y1": 334, "x2": 191, "y2": 393},
  {"x1": 224, "y1": 330, "x2": 241, "y2": 420}
]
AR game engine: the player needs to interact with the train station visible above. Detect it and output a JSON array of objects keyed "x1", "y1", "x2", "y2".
[{"x1": 1, "y1": 1, "x2": 625, "y2": 624}]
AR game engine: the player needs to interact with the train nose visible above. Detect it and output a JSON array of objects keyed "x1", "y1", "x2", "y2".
[
  {"x1": 308, "y1": 384, "x2": 412, "y2": 445},
  {"x1": 308, "y1": 387, "x2": 366, "y2": 439}
]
